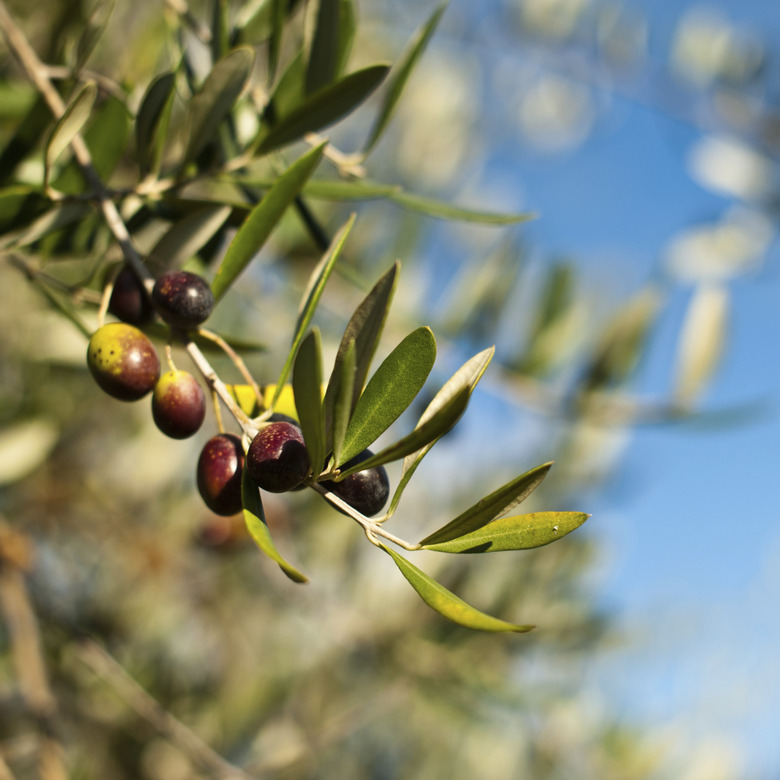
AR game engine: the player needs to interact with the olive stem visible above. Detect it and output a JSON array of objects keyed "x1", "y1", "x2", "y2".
[{"x1": 310, "y1": 484, "x2": 420, "y2": 551}]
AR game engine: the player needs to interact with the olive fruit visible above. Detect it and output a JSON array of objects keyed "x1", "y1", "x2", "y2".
[
  {"x1": 197, "y1": 434, "x2": 245, "y2": 516},
  {"x1": 322, "y1": 449, "x2": 389, "y2": 517},
  {"x1": 87, "y1": 323, "x2": 160, "y2": 401},
  {"x1": 151, "y1": 270, "x2": 214, "y2": 330},
  {"x1": 107, "y1": 264, "x2": 154, "y2": 325},
  {"x1": 151, "y1": 370, "x2": 206, "y2": 439},
  {"x1": 246, "y1": 421, "x2": 310, "y2": 493}
]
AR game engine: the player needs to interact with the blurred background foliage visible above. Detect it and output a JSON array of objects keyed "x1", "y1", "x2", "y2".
[{"x1": 0, "y1": 0, "x2": 775, "y2": 777}]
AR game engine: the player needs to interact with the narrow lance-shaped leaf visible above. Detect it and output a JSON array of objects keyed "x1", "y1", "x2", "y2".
[
  {"x1": 363, "y1": 2, "x2": 447, "y2": 155},
  {"x1": 293, "y1": 328, "x2": 326, "y2": 476},
  {"x1": 272, "y1": 213, "x2": 356, "y2": 404},
  {"x1": 0, "y1": 201, "x2": 92, "y2": 250},
  {"x1": 211, "y1": 142, "x2": 326, "y2": 301},
  {"x1": 336, "y1": 385, "x2": 470, "y2": 478},
  {"x1": 306, "y1": 0, "x2": 343, "y2": 93},
  {"x1": 135, "y1": 71, "x2": 177, "y2": 177},
  {"x1": 339, "y1": 326, "x2": 436, "y2": 466},
  {"x1": 323, "y1": 262, "x2": 399, "y2": 426},
  {"x1": 184, "y1": 47, "x2": 255, "y2": 165},
  {"x1": 44, "y1": 82, "x2": 97, "y2": 189},
  {"x1": 422, "y1": 511, "x2": 590, "y2": 553},
  {"x1": 241, "y1": 467, "x2": 308, "y2": 583},
  {"x1": 75, "y1": 0, "x2": 115, "y2": 71},
  {"x1": 227, "y1": 175, "x2": 403, "y2": 201},
  {"x1": 327, "y1": 339, "x2": 356, "y2": 468},
  {"x1": 147, "y1": 204, "x2": 233, "y2": 275},
  {"x1": 256, "y1": 64, "x2": 390, "y2": 154},
  {"x1": 389, "y1": 188, "x2": 536, "y2": 225},
  {"x1": 267, "y1": 0, "x2": 286, "y2": 83},
  {"x1": 419, "y1": 461, "x2": 553, "y2": 547},
  {"x1": 389, "y1": 346, "x2": 494, "y2": 516},
  {"x1": 379, "y1": 544, "x2": 534, "y2": 633}
]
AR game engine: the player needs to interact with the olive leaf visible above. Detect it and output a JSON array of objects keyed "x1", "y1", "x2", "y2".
[
  {"x1": 379, "y1": 544, "x2": 534, "y2": 633},
  {"x1": 211, "y1": 142, "x2": 326, "y2": 301},
  {"x1": 305, "y1": 0, "x2": 355, "y2": 93},
  {"x1": 421, "y1": 511, "x2": 590, "y2": 553},
  {"x1": 242, "y1": 467, "x2": 308, "y2": 583},
  {"x1": 135, "y1": 71, "x2": 177, "y2": 177},
  {"x1": 419, "y1": 462, "x2": 553, "y2": 546},
  {"x1": 327, "y1": 338, "x2": 356, "y2": 468},
  {"x1": 293, "y1": 328, "x2": 326, "y2": 476},
  {"x1": 338, "y1": 326, "x2": 436, "y2": 466}
]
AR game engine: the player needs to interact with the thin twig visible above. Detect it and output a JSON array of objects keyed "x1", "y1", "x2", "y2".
[
  {"x1": 0, "y1": 521, "x2": 68, "y2": 780},
  {"x1": 75, "y1": 640, "x2": 254, "y2": 780}
]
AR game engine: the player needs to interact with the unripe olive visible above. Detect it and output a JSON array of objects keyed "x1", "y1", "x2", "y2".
[
  {"x1": 322, "y1": 449, "x2": 389, "y2": 517},
  {"x1": 197, "y1": 434, "x2": 245, "y2": 516},
  {"x1": 152, "y1": 370, "x2": 206, "y2": 439},
  {"x1": 87, "y1": 323, "x2": 160, "y2": 401},
  {"x1": 107, "y1": 264, "x2": 154, "y2": 325},
  {"x1": 246, "y1": 421, "x2": 310, "y2": 493},
  {"x1": 152, "y1": 270, "x2": 214, "y2": 330}
]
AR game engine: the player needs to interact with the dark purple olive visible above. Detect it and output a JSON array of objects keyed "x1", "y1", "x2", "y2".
[
  {"x1": 197, "y1": 434, "x2": 245, "y2": 516},
  {"x1": 152, "y1": 270, "x2": 214, "y2": 330},
  {"x1": 322, "y1": 449, "x2": 389, "y2": 517},
  {"x1": 107, "y1": 264, "x2": 154, "y2": 325},
  {"x1": 246, "y1": 421, "x2": 310, "y2": 493}
]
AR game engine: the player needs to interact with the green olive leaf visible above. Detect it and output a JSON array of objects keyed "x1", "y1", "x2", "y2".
[
  {"x1": 379, "y1": 544, "x2": 534, "y2": 633},
  {"x1": 388, "y1": 189, "x2": 536, "y2": 225},
  {"x1": 293, "y1": 328, "x2": 326, "y2": 475},
  {"x1": 339, "y1": 326, "x2": 436, "y2": 466},
  {"x1": 136, "y1": 71, "x2": 177, "y2": 177},
  {"x1": 273, "y1": 213, "x2": 356, "y2": 402},
  {"x1": 421, "y1": 511, "x2": 590, "y2": 553},
  {"x1": 388, "y1": 346, "x2": 494, "y2": 516},
  {"x1": 256, "y1": 64, "x2": 389, "y2": 154},
  {"x1": 327, "y1": 338, "x2": 356, "y2": 468},
  {"x1": 305, "y1": 0, "x2": 353, "y2": 93},
  {"x1": 211, "y1": 142, "x2": 326, "y2": 301},
  {"x1": 183, "y1": 47, "x2": 255, "y2": 165},
  {"x1": 242, "y1": 467, "x2": 308, "y2": 583},
  {"x1": 336, "y1": 385, "x2": 469, "y2": 478},
  {"x1": 363, "y1": 2, "x2": 448, "y2": 155},
  {"x1": 419, "y1": 462, "x2": 553, "y2": 547}
]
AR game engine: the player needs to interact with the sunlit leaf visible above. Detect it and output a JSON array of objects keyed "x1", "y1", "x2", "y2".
[
  {"x1": 422, "y1": 511, "x2": 590, "y2": 553},
  {"x1": 75, "y1": 0, "x2": 116, "y2": 70},
  {"x1": 211, "y1": 142, "x2": 326, "y2": 301},
  {"x1": 379, "y1": 544, "x2": 534, "y2": 633},
  {"x1": 226, "y1": 384, "x2": 262, "y2": 417},
  {"x1": 389, "y1": 346, "x2": 494, "y2": 515},
  {"x1": 293, "y1": 328, "x2": 326, "y2": 476},
  {"x1": 273, "y1": 213, "x2": 355, "y2": 402},
  {"x1": 388, "y1": 189, "x2": 535, "y2": 225},
  {"x1": 136, "y1": 71, "x2": 177, "y2": 177},
  {"x1": 336, "y1": 385, "x2": 469, "y2": 478},
  {"x1": 419, "y1": 462, "x2": 553, "y2": 546},
  {"x1": 339, "y1": 326, "x2": 436, "y2": 466},
  {"x1": 363, "y1": 2, "x2": 447, "y2": 155},
  {"x1": 44, "y1": 82, "x2": 96, "y2": 188},
  {"x1": 256, "y1": 64, "x2": 389, "y2": 154},
  {"x1": 147, "y1": 204, "x2": 233, "y2": 274},
  {"x1": 226, "y1": 175, "x2": 402, "y2": 202},
  {"x1": 183, "y1": 47, "x2": 255, "y2": 165},
  {"x1": 242, "y1": 467, "x2": 308, "y2": 583}
]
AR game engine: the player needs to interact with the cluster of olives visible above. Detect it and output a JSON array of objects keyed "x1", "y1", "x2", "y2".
[{"x1": 88, "y1": 266, "x2": 389, "y2": 521}]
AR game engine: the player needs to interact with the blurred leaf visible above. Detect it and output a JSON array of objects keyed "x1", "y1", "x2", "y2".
[
  {"x1": 422, "y1": 511, "x2": 589, "y2": 553},
  {"x1": 264, "y1": 51, "x2": 305, "y2": 123},
  {"x1": 293, "y1": 328, "x2": 326, "y2": 476},
  {"x1": 0, "y1": 201, "x2": 93, "y2": 249},
  {"x1": 226, "y1": 383, "x2": 262, "y2": 417},
  {"x1": 0, "y1": 94, "x2": 50, "y2": 182},
  {"x1": 183, "y1": 47, "x2": 255, "y2": 165},
  {"x1": 379, "y1": 544, "x2": 534, "y2": 633},
  {"x1": 673, "y1": 283, "x2": 728, "y2": 406},
  {"x1": 363, "y1": 2, "x2": 447, "y2": 155},
  {"x1": 0, "y1": 418, "x2": 60, "y2": 486},
  {"x1": 339, "y1": 326, "x2": 437, "y2": 466},
  {"x1": 52, "y1": 94, "x2": 131, "y2": 194},
  {"x1": 273, "y1": 213, "x2": 356, "y2": 402},
  {"x1": 211, "y1": 142, "x2": 326, "y2": 300},
  {"x1": 256, "y1": 64, "x2": 389, "y2": 154},
  {"x1": 227, "y1": 175, "x2": 402, "y2": 201},
  {"x1": 267, "y1": 0, "x2": 287, "y2": 83},
  {"x1": 242, "y1": 466, "x2": 308, "y2": 583},
  {"x1": 44, "y1": 82, "x2": 97, "y2": 189},
  {"x1": 136, "y1": 71, "x2": 177, "y2": 177},
  {"x1": 327, "y1": 338, "x2": 356, "y2": 467},
  {"x1": 389, "y1": 346, "x2": 494, "y2": 515},
  {"x1": 210, "y1": 0, "x2": 230, "y2": 63},
  {"x1": 581, "y1": 287, "x2": 662, "y2": 392},
  {"x1": 147, "y1": 204, "x2": 233, "y2": 274},
  {"x1": 145, "y1": 323, "x2": 267, "y2": 353},
  {"x1": 0, "y1": 186, "x2": 49, "y2": 235},
  {"x1": 337, "y1": 385, "x2": 470, "y2": 478},
  {"x1": 262, "y1": 382, "x2": 299, "y2": 420},
  {"x1": 75, "y1": 0, "x2": 116, "y2": 70},
  {"x1": 388, "y1": 189, "x2": 535, "y2": 224},
  {"x1": 419, "y1": 462, "x2": 553, "y2": 546},
  {"x1": 303, "y1": 0, "x2": 354, "y2": 92}
]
